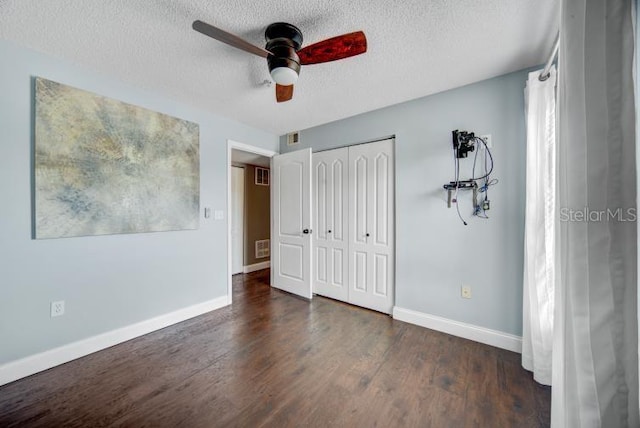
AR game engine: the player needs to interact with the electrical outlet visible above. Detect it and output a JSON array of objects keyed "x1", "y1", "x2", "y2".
[
  {"x1": 480, "y1": 134, "x2": 492, "y2": 148},
  {"x1": 214, "y1": 210, "x2": 224, "y2": 220},
  {"x1": 51, "y1": 300, "x2": 65, "y2": 317},
  {"x1": 461, "y1": 285, "x2": 472, "y2": 299}
]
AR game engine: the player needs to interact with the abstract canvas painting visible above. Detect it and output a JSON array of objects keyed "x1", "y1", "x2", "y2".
[{"x1": 34, "y1": 77, "x2": 200, "y2": 239}]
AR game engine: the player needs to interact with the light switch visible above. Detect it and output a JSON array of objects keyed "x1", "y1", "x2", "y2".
[
  {"x1": 214, "y1": 210, "x2": 224, "y2": 220},
  {"x1": 204, "y1": 207, "x2": 211, "y2": 218}
]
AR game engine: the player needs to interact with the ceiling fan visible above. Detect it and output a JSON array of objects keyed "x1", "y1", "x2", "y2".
[{"x1": 192, "y1": 20, "x2": 367, "y2": 103}]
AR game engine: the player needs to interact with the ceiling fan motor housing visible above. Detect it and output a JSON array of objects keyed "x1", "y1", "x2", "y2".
[{"x1": 265, "y1": 23, "x2": 303, "y2": 80}]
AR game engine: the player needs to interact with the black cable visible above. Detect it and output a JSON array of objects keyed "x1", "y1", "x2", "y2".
[
  {"x1": 472, "y1": 137, "x2": 497, "y2": 218},
  {"x1": 480, "y1": 145, "x2": 498, "y2": 196},
  {"x1": 455, "y1": 195, "x2": 467, "y2": 225},
  {"x1": 452, "y1": 136, "x2": 467, "y2": 225},
  {"x1": 484, "y1": 143, "x2": 489, "y2": 199},
  {"x1": 471, "y1": 140, "x2": 480, "y2": 184},
  {"x1": 469, "y1": 137, "x2": 494, "y2": 180},
  {"x1": 471, "y1": 139, "x2": 484, "y2": 217}
]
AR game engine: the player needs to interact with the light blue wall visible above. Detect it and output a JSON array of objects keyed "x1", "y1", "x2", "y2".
[
  {"x1": 0, "y1": 40, "x2": 278, "y2": 365},
  {"x1": 281, "y1": 68, "x2": 532, "y2": 336}
]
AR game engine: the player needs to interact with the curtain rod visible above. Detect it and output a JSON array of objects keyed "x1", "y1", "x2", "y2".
[{"x1": 539, "y1": 33, "x2": 560, "y2": 81}]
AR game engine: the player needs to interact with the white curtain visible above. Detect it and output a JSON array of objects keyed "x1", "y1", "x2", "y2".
[
  {"x1": 553, "y1": 0, "x2": 639, "y2": 426},
  {"x1": 522, "y1": 66, "x2": 557, "y2": 386}
]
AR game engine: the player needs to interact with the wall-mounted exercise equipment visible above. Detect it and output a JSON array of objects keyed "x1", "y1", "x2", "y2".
[{"x1": 443, "y1": 130, "x2": 497, "y2": 225}]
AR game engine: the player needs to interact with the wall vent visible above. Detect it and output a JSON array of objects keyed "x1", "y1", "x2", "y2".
[
  {"x1": 255, "y1": 167, "x2": 269, "y2": 186},
  {"x1": 287, "y1": 132, "x2": 300, "y2": 146},
  {"x1": 255, "y1": 239, "x2": 270, "y2": 259}
]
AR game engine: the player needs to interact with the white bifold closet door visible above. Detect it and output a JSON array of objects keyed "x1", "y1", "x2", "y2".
[
  {"x1": 313, "y1": 147, "x2": 349, "y2": 301},
  {"x1": 348, "y1": 139, "x2": 394, "y2": 313},
  {"x1": 313, "y1": 139, "x2": 394, "y2": 314}
]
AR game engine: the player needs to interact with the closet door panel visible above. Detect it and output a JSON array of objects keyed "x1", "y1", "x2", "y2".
[
  {"x1": 374, "y1": 254, "x2": 388, "y2": 296},
  {"x1": 374, "y1": 152, "x2": 390, "y2": 246},
  {"x1": 332, "y1": 159, "x2": 346, "y2": 241},
  {"x1": 316, "y1": 247, "x2": 327, "y2": 282},
  {"x1": 348, "y1": 139, "x2": 394, "y2": 314},
  {"x1": 312, "y1": 148, "x2": 349, "y2": 302},
  {"x1": 353, "y1": 155, "x2": 369, "y2": 245},
  {"x1": 354, "y1": 251, "x2": 368, "y2": 291},
  {"x1": 316, "y1": 161, "x2": 328, "y2": 241},
  {"x1": 332, "y1": 248, "x2": 344, "y2": 285}
]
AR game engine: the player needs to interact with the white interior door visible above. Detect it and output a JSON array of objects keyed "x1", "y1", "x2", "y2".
[
  {"x1": 313, "y1": 148, "x2": 349, "y2": 301},
  {"x1": 231, "y1": 166, "x2": 244, "y2": 274},
  {"x1": 348, "y1": 139, "x2": 395, "y2": 314},
  {"x1": 271, "y1": 148, "x2": 313, "y2": 299}
]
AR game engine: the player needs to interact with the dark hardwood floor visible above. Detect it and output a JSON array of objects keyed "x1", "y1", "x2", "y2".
[{"x1": 0, "y1": 269, "x2": 550, "y2": 427}]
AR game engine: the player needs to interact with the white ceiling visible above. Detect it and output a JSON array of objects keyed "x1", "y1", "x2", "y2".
[{"x1": 0, "y1": 0, "x2": 558, "y2": 135}]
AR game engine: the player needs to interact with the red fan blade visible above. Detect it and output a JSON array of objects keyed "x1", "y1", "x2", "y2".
[
  {"x1": 276, "y1": 84, "x2": 294, "y2": 102},
  {"x1": 298, "y1": 31, "x2": 367, "y2": 65}
]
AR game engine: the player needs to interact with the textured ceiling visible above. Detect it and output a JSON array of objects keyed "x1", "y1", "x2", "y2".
[{"x1": 0, "y1": 0, "x2": 558, "y2": 135}]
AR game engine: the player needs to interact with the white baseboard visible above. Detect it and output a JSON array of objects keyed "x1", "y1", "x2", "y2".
[
  {"x1": 243, "y1": 261, "x2": 270, "y2": 273},
  {"x1": 392, "y1": 306, "x2": 522, "y2": 353},
  {"x1": 0, "y1": 296, "x2": 229, "y2": 387}
]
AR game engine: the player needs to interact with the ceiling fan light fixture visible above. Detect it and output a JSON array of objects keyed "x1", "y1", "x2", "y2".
[
  {"x1": 192, "y1": 19, "x2": 367, "y2": 102},
  {"x1": 270, "y1": 66, "x2": 298, "y2": 86}
]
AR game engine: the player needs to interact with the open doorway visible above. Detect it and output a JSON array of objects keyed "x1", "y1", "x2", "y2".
[
  {"x1": 227, "y1": 141, "x2": 277, "y2": 303},
  {"x1": 231, "y1": 152, "x2": 270, "y2": 273}
]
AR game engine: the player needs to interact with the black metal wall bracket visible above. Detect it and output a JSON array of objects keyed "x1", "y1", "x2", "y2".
[
  {"x1": 452, "y1": 130, "x2": 475, "y2": 158},
  {"x1": 443, "y1": 180, "x2": 477, "y2": 208}
]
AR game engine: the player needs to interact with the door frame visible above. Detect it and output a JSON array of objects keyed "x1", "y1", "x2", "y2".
[
  {"x1": 230, "y1": 165, "x2": 245, "y2": 275},
  {"x1": 227, "y1": 140, "x2": 278, "y2": 304}
]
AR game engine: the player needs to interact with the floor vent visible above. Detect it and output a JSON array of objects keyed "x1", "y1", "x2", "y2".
[{"x1": 255, "y1": 239, "x2": 270, "y2": 259}]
